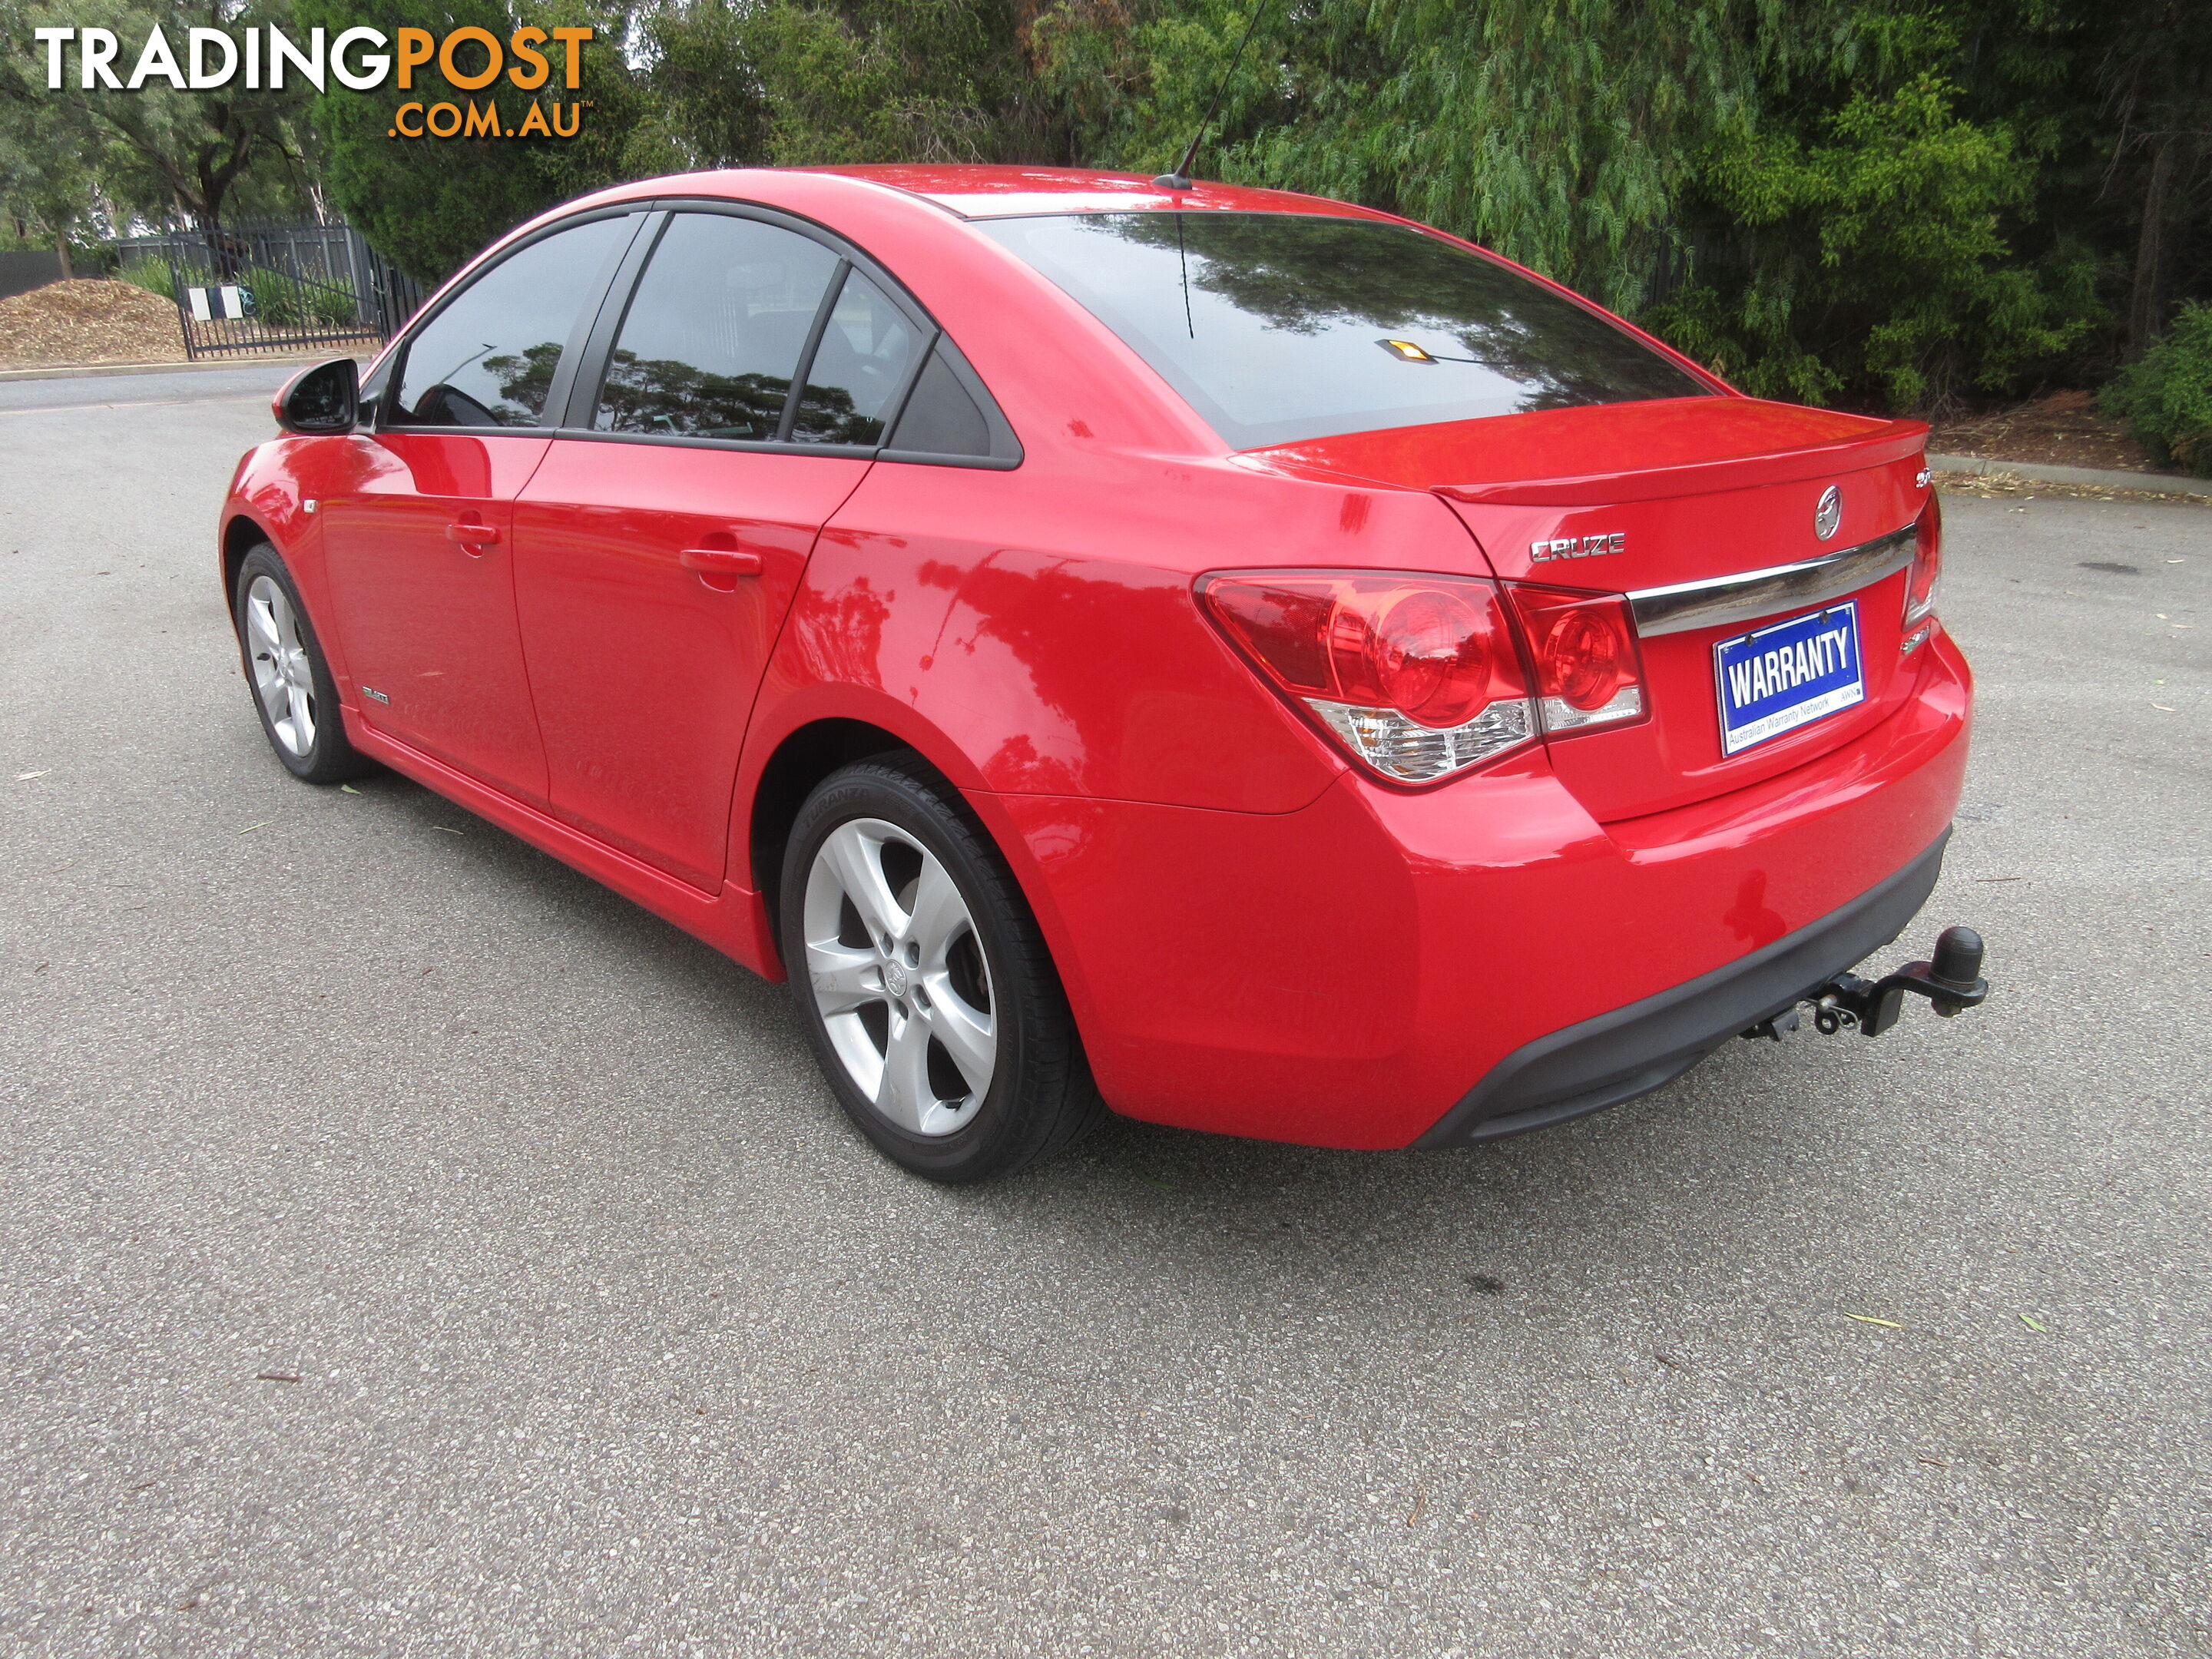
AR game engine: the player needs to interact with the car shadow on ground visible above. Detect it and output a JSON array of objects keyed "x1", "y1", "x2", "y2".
[{"x1": 329, "y1": 753, "x2": 1884, "y2": 1306}]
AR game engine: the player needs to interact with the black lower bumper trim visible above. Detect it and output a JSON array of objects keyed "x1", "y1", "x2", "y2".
[{"x1": 1414, "y1": 830, "x2": 1952, "y2": 1147}]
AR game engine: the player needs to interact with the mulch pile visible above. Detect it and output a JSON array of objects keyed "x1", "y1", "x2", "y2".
[
  {"x1": 0, "y1": 279, "x2": 185, "y2": 371},
  {"x1": 1929, "y1": 389, "x2": 2159, "y2": 475}
]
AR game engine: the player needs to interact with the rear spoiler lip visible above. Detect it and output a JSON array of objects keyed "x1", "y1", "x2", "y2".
[{"x1": 1435, "y1": 421, "x2": 1930, "y2": 507}]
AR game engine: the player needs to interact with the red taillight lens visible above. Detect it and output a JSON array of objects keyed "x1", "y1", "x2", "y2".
[
  {"x1": 1503, "y1": 584, "x2": 1647, "y2": 732},
  {"x1": 1199, "y1": 571, "x2": 1534, "y2": 783},
  {"x1": 1905, "y1": 496, "x2": 1942, "y2": 630}
]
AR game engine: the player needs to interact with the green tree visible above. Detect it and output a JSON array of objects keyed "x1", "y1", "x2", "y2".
[
  {"x1": 634, "y1": 0, "x2": 1058, "y2": 171},
  {"x1": 0, "y1": 88, "x2": 98, "y2": 270},
  {"x1": 0, "y1": 0, "x2": 320, "y2": 232},
  {"x1": 1024, "y1": 0, "x2": 2124, "y2": 411},
  {"x1": 300, "y1": 0, "x2": 657, "y2": 281}
]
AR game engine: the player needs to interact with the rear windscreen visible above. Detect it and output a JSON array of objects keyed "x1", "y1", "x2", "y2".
[{"x1": 976, "y1": 212, "x2": 1710, "y2": 449}]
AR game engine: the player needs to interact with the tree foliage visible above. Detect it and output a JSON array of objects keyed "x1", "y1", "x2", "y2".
[
  {"x1": 296, "y1": 0, "x2": 654, "y2": 280},
  {"x1": 1025, "y1": 0, "x2": 2164, "y2": 410},
  {"x1": 2102, "y1": 301, "x2": 2212, "y2": 475},
  {"x1": 0, "y1": 0, "x2": 320, "y2": 233},
  {"x1": 5, "y1": 0, "x2": 2204, "y2": 408}
]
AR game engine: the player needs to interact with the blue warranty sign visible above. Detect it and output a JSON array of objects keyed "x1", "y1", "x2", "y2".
[{"x1": 1714, "y1": 601, "x2": 1865, "y2": 757}]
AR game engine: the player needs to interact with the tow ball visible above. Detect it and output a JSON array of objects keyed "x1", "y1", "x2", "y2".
[{"x1": 1743, "y1": 926, "x2": 1988, "y2": 1043}]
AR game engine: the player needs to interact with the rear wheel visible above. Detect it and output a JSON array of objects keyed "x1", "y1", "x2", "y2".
[
  {"x1": 782, "y1": 760, "x2": 1102, "y2": 1182},
  {"x1": 233, "y1": 544, "x2": 371, "y2": 784}
]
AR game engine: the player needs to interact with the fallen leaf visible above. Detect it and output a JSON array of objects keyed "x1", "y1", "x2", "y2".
[
  {"x1": 339, "y1": 783, "x2": 362, "y2": 795},
  {"x1": 433, "y1": 826, "x2": 465, "y2": 836},
  {"x1": 2018, "y1": 1313, "x2": 2048, "y2": 1333},
  {"x1": 14, "y1": 770, "x2": 48, "y2": 780},
  {"x1": 1844, "y1": 1313, "x2": 1903, "y2": 1328},
  {"x1": 1406, "y1": 1485, "x2": 1426, "y2": 1527}
]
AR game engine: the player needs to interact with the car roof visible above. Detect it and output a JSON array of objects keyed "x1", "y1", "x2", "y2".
[{"x1": 791, "y1": 164, "x2": 1400, "y2": 224}]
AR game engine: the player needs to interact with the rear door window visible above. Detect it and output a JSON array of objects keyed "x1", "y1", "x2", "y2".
[
  {"x1": 789, "y1": 270, "x2": 922, "y2": 446},
  {"x1": 391, "y1": 216, "x2": 633, "y2": 428},
  {"x1": 594, "y1": 214, "x2": 843, "y2": 442},
  {"x1": 977, "y1": 212, "x2": 1710, "y2": 449}
]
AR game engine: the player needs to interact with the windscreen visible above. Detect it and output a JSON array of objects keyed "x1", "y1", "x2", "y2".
[{"x1": 977, "y1": 212, "x2": 1710, "y2": 449}]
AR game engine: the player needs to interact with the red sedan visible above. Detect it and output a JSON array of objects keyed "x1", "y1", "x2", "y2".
[{"x1": 221, "y1": 165, "x2": 1984, "y2": 1181}]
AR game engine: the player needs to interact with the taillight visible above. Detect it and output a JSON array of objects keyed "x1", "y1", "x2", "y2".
[
  {"x1": 1197, "y1": 570, "x2": 1648, "y2": 784},
  {"x1": 1905, "y1": 495, "x2": 1942, "y2": 635},
  {"x1": 1502, "y1": 584, "x2": 1647, "y2": 733},
  {"x1": 1197, "y1": 571, "x2": 1534, "y2": 783}
]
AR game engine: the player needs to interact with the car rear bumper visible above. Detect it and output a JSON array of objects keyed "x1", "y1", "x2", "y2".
[
  {"x1": 979, "y1": 624, "x2": 1972, "y2": 1150},
  {"x1": 1410, "y1": 829, "x2": 1948, "y2": 1146}
]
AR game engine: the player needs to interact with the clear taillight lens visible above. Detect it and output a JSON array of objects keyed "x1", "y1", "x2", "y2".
[
  {"x1": 1197, "y1": 571, "x2": 1535, "y2": 783},
  {"x1": 1905, "y1": 496, "x2": 1942, "y2": 628},
  {"x1": 1502, "y1": 584, "x2": 1647, "y2": 734}
]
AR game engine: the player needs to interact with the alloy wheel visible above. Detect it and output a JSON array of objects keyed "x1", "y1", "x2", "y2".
[
  {"x1": 244, "y1": 575, "x2": 317, "y2": 758},
  {"x1": 801, "y1": 817, "x2": 997, "y2": 1137}
]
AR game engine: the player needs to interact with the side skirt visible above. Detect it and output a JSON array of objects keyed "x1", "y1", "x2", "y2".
[{"x1": 346, "y1": 715, "x2": 784, "y2": 982}]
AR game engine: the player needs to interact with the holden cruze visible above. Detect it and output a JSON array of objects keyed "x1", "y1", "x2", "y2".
[{"x1": 220, "y1": 165, "x2": 1985, "y2": 1182}]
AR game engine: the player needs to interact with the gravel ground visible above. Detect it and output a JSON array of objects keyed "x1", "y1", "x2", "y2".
[{"x1": 1, "y1": 373, "x2": 2206, "y2": 1657}]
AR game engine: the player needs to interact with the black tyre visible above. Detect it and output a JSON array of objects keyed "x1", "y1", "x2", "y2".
[
  {"x1": 780, "y1": 759, "x2": 1104, "y2": 1182},
  {"x1": 233, "y1": 544, "x2": 372, "y2": 784}
]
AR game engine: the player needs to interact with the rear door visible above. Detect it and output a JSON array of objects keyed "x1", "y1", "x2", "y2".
[
  {"x1": 320, "y1": 211, "x2": 640, "y2": 803},
  {"x1": 510, "y1": 209, "x2": 925, "y2": 891}
]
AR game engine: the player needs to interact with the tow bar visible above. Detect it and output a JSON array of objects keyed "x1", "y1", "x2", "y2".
[{"x1": 1743, "y1": 926, "x2": 1988, "y2": 1042}]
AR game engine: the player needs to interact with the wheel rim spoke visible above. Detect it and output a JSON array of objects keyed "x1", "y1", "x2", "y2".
[
  {"x1": 804, "y1": 940, "x2": 882, "y2": 1016},
  {"x1": 919, "y1": 981, "x2": 994, "y2": 1096},
  {"x1": 285, "y1": 682, "x2": 315, "y2": 750},
  {"x1": 876, "y1": 1009, "x2": 935, "y2": 1133},
  {"x1": 271, "y1": 591, "x2": 302, "y2": 652},
  {"x1": 246, "y1": 598, "x2": 281, "y2": 654},
  {"x1": 253, "y1": 657, "x2": 288, "y2": 721},
  {"x1": 820, "y1": 822, "x2": 905, "y2": 943},
  {"x1": 906, "y1": 860, "x2": 966, "y2": 964}
]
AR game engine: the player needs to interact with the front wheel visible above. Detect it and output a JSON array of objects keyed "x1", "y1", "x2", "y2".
[
  {"x1": 781, "y1": 760, "x2": 1102, "y2": 1183},
  {"x1": 233, "y1": 544, "x2": 371, "y2": 784}
]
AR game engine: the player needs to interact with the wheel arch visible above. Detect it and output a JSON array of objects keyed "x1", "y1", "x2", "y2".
[
  {"x1": 747, "y1": 718, "x2": 927, "y2": 932},
  {"x1": 220, "y1": 511, "x2": 273, "y2": 621}
]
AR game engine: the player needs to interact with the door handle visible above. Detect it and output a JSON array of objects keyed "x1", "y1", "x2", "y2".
[
  {"x1": 680, "y1": 547, "x2": 764, "y2": 582},
  {"x1": 445, "y1": 521, "x2": 501, "y2": 548}
]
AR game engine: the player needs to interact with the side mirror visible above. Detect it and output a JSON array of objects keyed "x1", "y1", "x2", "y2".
[{"x1": 273, "y1": 356, "x2": 359, "y2": 435}]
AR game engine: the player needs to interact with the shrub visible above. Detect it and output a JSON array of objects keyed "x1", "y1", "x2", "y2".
[
  {"x1": 247, "y1": 270, "x2": 359, "y2": 329},
  {"x1": 116, "y1": 258, "x2": 177, "y2": 300},
  {"x1": 2102, "y1": 304, "x2": 2212, "y2": 477}
]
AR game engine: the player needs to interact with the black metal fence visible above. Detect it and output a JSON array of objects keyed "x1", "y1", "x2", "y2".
[{"x1": 114, "y1": 218, "x2": 429, "y2": 361}]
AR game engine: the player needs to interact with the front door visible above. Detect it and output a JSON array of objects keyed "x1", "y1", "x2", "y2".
[
  {"x1": 319, "y1": 212, "x2": 639, "y2": 803},
  {"x1": 512, "y1": 212, "x2": 919, "y2": 889}
]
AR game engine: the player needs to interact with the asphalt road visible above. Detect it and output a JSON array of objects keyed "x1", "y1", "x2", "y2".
[{"x1": 2, "y1": 367, "x2": 2207, "y2": 1659}]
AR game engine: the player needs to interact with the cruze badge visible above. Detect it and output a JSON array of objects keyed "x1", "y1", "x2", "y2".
[
  {"x1": 1815, "y1": 485, "x2": 1843, "y2": 540},
  {"x1": 1530, "y1": 531, "x2": 1625, "y2": 562}
]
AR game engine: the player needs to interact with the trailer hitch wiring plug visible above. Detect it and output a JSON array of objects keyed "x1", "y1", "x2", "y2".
[{"x1": 1743, "y1": 926, "x2": 1989, "y2": 1043}]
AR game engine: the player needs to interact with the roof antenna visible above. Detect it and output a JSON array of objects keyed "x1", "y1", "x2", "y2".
[{"x1": 1151, "y1": 0, "x2": 1277, "y2": 192}]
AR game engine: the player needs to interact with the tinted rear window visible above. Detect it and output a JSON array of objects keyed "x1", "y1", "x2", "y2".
[{"x1": 977, "y1": 213, "x2": 1709, "y2": 449}]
